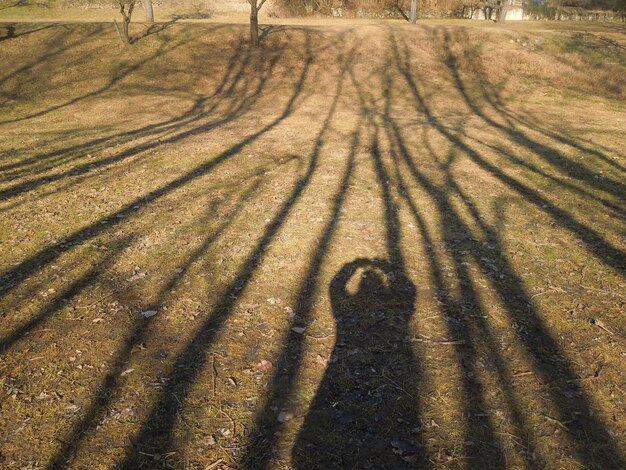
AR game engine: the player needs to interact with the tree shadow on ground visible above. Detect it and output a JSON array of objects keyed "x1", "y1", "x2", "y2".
[
  {"x1": 0, "y1": 23, "x2": 624, "y2": 470},
  {"x1": 383, "y1": 29, "x2": 624, "y2": 468},
  {"x1": 0, "y1": 25, "x2": 309, "y2": 465},
  {"x1": 0, "y1": 31, "x2": 320, "y2": 470},
  {"x1": 241, "y1": 26, "x2": 624, "y2": 470},
  {"x1": 0, "y1": 23, "x2": 53, "y2": 41}
]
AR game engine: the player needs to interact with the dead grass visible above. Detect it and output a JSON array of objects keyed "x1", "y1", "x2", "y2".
[{"x1": 0, "y1": 18, "x2": 625, "y2": 470}]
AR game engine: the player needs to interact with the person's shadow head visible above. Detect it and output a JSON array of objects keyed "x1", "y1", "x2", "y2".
[
  {"x1": 293, "y1": 258, "x2": 424, "y2": 469},
  {"x1": 329, "y1": 258, "x2": 415, "y2": 328}
]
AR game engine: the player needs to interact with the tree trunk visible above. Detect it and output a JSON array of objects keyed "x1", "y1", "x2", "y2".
[
  {"x1": 144, "y1": 0, "x2": 154, "y2": 23},
  {"x1": 117, "y1": 1, "x2": 135, "y2": 44},
  {"x1": 410, "y1": 0, "x2": 417, "y2": 24},
  {"x1": 250, "y1": 3, "x2": 259, "y2": 47},
  {"x1": 498, "y1": 1, "x2": 509, "y2": 22},
  {"x1": 122, "y1": 18, "x2": 130, "y2": 44}
]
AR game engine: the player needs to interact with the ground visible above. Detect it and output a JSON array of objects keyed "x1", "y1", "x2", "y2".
[{"x1": 0, "y1": 15, "x2": 625, "y2": 470}]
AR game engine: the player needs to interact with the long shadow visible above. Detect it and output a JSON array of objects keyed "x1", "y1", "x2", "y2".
[
  {"x1": 358, "y1": 63, "x2": 511, "y2": 465},
  {"x1": 0, "y1": 24, "x2": 102, "y2": 92},
  {"x1": 454, "y1": 45, "x2": 626, "y2": 177},
  {"x1": 391, "y1": 33, "x2": 625, "y2": 274},
  {"x1": 353, "y1": 129, "x2": 426, "y2": 466},
  {"x1": 0, "y1": 29, "x2": 281, "y2": 205},
  {"x1": 0, "y1": 235, "x2": 135, "y2": 352},
  {"x1": 382, "y1": 94, "x2": 537, "y2": 466},
  {"x1": 469, "y1": 136, "x2": 625, "y2": 216},
  {"x1": 438, "y1": 53, "x2": 625, "y2": 218},
  {"x1": 360, "y1": 65, "x2": 512, "y2": 466},
  {"x1": 0, "y1": 28, "x2": 245, "y2": 179},
  {"x1": 3, "y1": 23, "x2": 623, "y2": 469},
  {"x1": 0, "y1": 24, "x2": 212, "y2": 127},
  {"x1": 389, "y1": 30, "x2": 625, "y2": 468},
  {"x1": 117, "y1": 36, "x2": 319, "y2": 468},
  {"x1": 0, "y1": 22, "x2": 53, "y2": 41},
  {"x1": 243, "y1": 62, "x2": 428, "y2": 467},
  {"x1": 0, "y1": 23, "x2": 286, "y2": 184},
  {"x1": 0, "y1": 59, "x2": 276, "y2": 209},
  {"x1": 44, "y1": 168, "x2": 277, "y2": 468},
  {"x1": 435, "y1": 29, "x2": 626, "y2": 203},
  {"x1": 130, "y1": 18, "x2": 180, "y2": 44},
  {"x1": 422, "y1": 28, "x2": 625, "y2": 180},
  {"x1": 0, "y1": 0, "x2": 27, "y2": 10},
  {"x1": 0, "y1": 26, "x2": 345, "y2": 191},
  {"x1": 0, "y1": 32, "x2": 312, "y2": 349},
  {"x1": 240, "y1": 61, "x2": 358, "y2": 463},
  {"x1": 0, "y1": 29, "x2": 316, "y2": 470}
]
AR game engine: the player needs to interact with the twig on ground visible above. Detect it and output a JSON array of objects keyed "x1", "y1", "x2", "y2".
[
  {"x1": 411, "y1": 335, "x2": 466, "y2": 345},
  {"x1": 579, "y1": 284, "x2": 625, "y2": 298},
  {"x1": 567, "y1": 375, "x2": 597, "y2": 382},
  {"x1": 305, "y1": 333, "x2": 334, "y2": 340},
  {"x1": 382, "y1": 369, "x2": 415, "y2": 399},
  {"x1": 220, "y1": 408, "x2": 236, "y2": 437},
  {"x1": 75, "y1": 291, "x2": 116, "y2": 309},
  {"x1": 567, "y1": 363, "x2": 604, "y2": 383},
  {"x1": 541, "y1": 413, "x2": 572, "y2": 430},
  {"x1": 530, "y1": 286, "x2": 566, "y2": 300},
  {"x1": 212, "y1": 354, "x2": 218, "y2": 397},
  {"x1": 217, "y1": 442, "x2": 236, "y2": 465},
  {"x1": 513, "y1": 370, "x2": 533, "y2": 378},
  {"x1": 206, "y1": 458, "x2": 224, "y2": 470},
  {"x1": 589, "y1": 318, "x2": 615, "y2": 335}
]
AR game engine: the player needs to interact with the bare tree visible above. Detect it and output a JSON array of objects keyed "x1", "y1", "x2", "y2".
[
  {"x1": 143, "y1": 0, "x2": 154, "y2": 23},
  {"x1": 248, "y1": 0, "x2": 268, "y2": 47},
  {"x1": 410, "y1": 0, "x2": 417, "y2": 22},
  {"x1": 115, "y1": 0, "x2": 136, "y2": 45},
  {"x1": 497, "y1": 0, "x2": 510, "y2": 22}
]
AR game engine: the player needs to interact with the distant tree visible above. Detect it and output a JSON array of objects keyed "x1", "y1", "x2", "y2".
[
  {"x1": 115, "y1": 0, "x2": 136, "y2": 45},
  {"x1": 69, "y1": 0, "x2": 139, "y2": 44},
  {"x1": 143, "y1": 0, "x2": 154, "y2": 23},
  {"x1": 248, "y1": 0, "x2": 267, "y2": 47},
  {"x1": 497, "y1": 0, "x2": 508, "y2": 21},
  {"x1": 410, "y1": 0, "x2": 417, "y2": 22}
]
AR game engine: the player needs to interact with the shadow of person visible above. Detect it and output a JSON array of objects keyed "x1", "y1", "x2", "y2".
[{"x1": 293, "y1": 258, "x2": 424, "y2": 469}]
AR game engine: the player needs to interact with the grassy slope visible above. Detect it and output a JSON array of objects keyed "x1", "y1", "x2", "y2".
[{"x1": 0, "y1": 19, "x2": 624, "y2": 469}]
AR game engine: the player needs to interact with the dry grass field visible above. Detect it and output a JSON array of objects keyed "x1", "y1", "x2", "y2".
[{"x1": 0, "y1": 17, "x2": 625, "y2": 470}]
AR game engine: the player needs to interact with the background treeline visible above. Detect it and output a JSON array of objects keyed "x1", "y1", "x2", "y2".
[
  {"x1": 5, "y1": 0, "x2": 625, "y2": 15},
  {"x1": 274, "y1": 1, "x2": 464, "y2": 15},
  {"x1": 275, "y1": 0, "x2": 625, "y2": 14}
]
